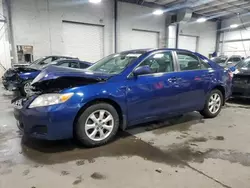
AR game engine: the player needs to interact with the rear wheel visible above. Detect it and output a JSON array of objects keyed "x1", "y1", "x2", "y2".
[
  {"x1": 75, "y1": 103, "x2": 119, "y2": 147},
  {"x1": 200, "y1": 89, "x2": 223, "y2": 118}
]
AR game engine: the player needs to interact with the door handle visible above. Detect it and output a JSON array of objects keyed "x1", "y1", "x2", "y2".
[
  {"x1": 168, "y1": 77, "x2": 181, "y2": 83},
  {"x1": 202, "y1": 73, "x2": 214, "y2": 77}
]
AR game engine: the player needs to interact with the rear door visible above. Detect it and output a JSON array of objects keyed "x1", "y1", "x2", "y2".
[{"x1": 173, "y1": 51, "x2": 214, "y2": 112}]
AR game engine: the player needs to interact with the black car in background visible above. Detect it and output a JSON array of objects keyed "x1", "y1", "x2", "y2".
[
  {"x1": 232, "y1": 58, "x2": 250, "y2": 98},
  {"x1": 211, "y1": 55, "x2": 243, "y2": 68},
  {"x1": 2, "y1": 58, "x2": 91, "y2": 96}
]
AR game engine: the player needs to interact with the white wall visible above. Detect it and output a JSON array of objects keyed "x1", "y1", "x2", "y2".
[
  {"x1": 220, "y1": 14, "x2": 250, "y2": 57},
  {"x1": 11, "y1": 0, "x2": 114, "y2": 60},
  {"x1": 179, "y1": 21, "x2": 217, "y2": 57},
  {"x1": 117, "y1": 2, "x2": 166, "y2": 52},
  {"x1": 0, "y1": 0, "x2": 11, "y2": 77},
  {"x1": 167, "y1": 25, "x2": 176, "y2": 48}
]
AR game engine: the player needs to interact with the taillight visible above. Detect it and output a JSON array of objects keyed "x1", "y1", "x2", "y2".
[{"x1": 228, "y1": 70, "x2": 233, "y2": 80}]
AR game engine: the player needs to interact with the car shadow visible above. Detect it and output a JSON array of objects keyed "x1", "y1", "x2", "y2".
[{"x1": 20, "y1": 112, "x2": 204, "y2": 165}]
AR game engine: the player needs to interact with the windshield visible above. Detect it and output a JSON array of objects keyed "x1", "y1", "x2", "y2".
[
  {"x1": 236, "y1": 58, "x2": 250, "y2": 69},
  {"x1": 30, "y1": 57, "x2": 45, "y2": 65},
  {"x1": 211, "y1": 56, "x2": 227, "y2": 65},
  {"x1": 87, "y1": 53, "x2": 143, "y2": 74}
]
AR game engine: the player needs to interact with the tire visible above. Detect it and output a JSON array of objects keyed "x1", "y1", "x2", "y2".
[
  {"x1": 200, "y1": 89, "x2": 223, "y2": 118},
  {"x1": 75, "y1": 103, "x2": 119, "y2": 147},
  {"x1": 20, "y1": 80, "x2": 33, "y2": 96}
]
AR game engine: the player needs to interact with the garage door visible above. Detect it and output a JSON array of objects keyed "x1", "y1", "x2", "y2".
[
  {"x1": 178, "y1": 35, "x2": 197, "y2": 52},
  {"x1": 219, "y1": 41, "x2": 250, "y2": 57},
  {"x1": 131, "y1": 29, "x2": 159, "y2": 49},
  {"x1": 62, "y1": 21, "x2": 104, "y2": 62}
]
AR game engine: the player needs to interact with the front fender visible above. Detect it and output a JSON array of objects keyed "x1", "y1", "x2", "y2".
[{"x1": 63, "y1": 82, "x2": 128, "y2": 121}]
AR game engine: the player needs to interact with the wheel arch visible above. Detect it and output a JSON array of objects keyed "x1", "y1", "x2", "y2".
[
  {"x1": 212, "y1": 85, "x2": 226, "y2": 105},
  {"x1": 73, "y1": 98, "x2": 126, "y2": 135}
]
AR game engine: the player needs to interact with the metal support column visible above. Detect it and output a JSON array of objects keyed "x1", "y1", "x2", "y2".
[
  {"x1": 175, "y1": 23, "x2": 179, "y2": 48},
  {"x1": 215, "y1": 20, "x2": 222, "y2": 53},
  {"x1": 114, "y1": 0, "x2": 118, "y2": 53}
]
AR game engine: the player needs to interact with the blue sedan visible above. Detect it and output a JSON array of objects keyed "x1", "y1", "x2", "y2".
[
  {"x1": 3, "y1": 59, "x2": 91, "y2": 96},
  {"x1": 13, "y1": 49, "x2": 232, "y2": 147}
]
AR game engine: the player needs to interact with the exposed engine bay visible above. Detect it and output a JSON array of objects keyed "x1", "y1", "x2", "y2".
[{"x1": 31, "y1": 76, "x2": 107, "y2": 94}]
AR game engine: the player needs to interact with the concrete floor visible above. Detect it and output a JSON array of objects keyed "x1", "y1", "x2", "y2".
[{"x1": 0, "y1": 87, "x2": 250, "y2": 188}]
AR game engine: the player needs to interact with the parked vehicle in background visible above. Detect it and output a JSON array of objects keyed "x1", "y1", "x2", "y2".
[
  {"x1": 211, "y1": 55, "x2": 243, "y2": 68},
  {"x1": 13, "y1": 49, "x2": 232, "y2": 147},
  {"x1": 12, "y1": 55, "x2": 77, "y2": 68},
  {"x1": 3, "y1": 58, "x2": 91, "y2": 96},
  {"x1": 232, "y1": 57, "x2": 250, "y2": 98}
]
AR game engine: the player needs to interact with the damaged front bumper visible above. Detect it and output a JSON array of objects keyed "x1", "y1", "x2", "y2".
[
  {"x1": 13, "y1": 96, "x2": 81, "y2": 140},
  {"x1": 2, "y1": 78, "x2": 22, "y2": 91}
]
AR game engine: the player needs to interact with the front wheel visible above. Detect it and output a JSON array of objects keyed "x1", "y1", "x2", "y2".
[
  {"x1": 200, "y1": 89, "x2": 223, "y2": 118},
  {"x1": 20, "y1": 80, "x2": 33, "y2": 96},
  {"x1": 75, "y1": 103, "x2": 119, "y2": 147}
]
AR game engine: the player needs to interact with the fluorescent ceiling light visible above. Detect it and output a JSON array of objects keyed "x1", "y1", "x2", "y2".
[
  {"x1": 89, "y1": 0, "x2": 102, "y2": 3},
  {"x1": 230, "y1": 24, "x2": 239, "y2": 28},
  {"x1": 153, "y1": 9, "x2": 164, "y2": 15},
  {"x1": 197, "y1": 17, "x2": 207, "y2": 23}
]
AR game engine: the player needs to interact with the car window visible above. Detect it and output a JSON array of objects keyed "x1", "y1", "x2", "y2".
[
  {"x1": 70, "y1": 62, "x2": 80, "y2": 68},
  {"x1": 177, "y1": 52, "x2": 200, "y2": 71},
  {"x1": 58, "y1": 62, "x2": 70, "y2": 67},
  {"x1": 137, "y1": 52, "x2": 174, "y2": 74},
  {"x1": 200, "y1": 59, "x2": 211, "y2": 69},
  {"x1": 88, "y1": 53, "x2": 143, "y2": 74},
  {"x1": 228, "y1": 57, "x2": 241, "y2": 62},
  {"x1": 236, "y1": 58, "x2": 250, "y2": 69},
  {"x1": 43, "y1": 57, "x2": 53, "y2": 64},
  {"x1": 80, "y1": 62, "x2": 90, "y2": 69}
]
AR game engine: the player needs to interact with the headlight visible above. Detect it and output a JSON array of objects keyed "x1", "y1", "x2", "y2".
[{"x1": 29, "y1": 93, "x2": 74, "y2": 108}]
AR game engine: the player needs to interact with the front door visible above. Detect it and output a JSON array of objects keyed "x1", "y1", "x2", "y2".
[{"x1": 126, "y1": 51, "x2": 181, "y2": 124}]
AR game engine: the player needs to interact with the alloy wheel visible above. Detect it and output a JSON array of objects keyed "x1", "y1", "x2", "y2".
[
  {"x1": 85, "y1": 110, "x2": 114, "y2": 141},
  {"x1": 208, "y1": 93, "x2": 221, "y2": 114},
  {"x1": 24, "y1": 82, "x2": 32, "y2": 95}
]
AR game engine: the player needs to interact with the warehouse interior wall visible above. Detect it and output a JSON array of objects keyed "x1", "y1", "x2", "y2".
[
  {"x1": 11, "y1": 0, "x2": 114, "y2": 61},
  {"x1": 117, "y1": 1, "x2": 166, "y2": 52},
  {"x1": 220, "y1": 14, "x2": 250, "y2": 57},
  {"x1": 179, "y1": 20, "x2": 217, "y2": 57},
  {"x1": 167, "y1": 25, "x2": 176, "y2": 48},
  {"x1": 0, "y1": 0, "x2": 11, "y2": 77}
]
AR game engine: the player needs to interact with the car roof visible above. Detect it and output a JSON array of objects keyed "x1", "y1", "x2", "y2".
[
  {"x1": 55, "y1": 59, "x2": 92, "y2": 64},
  {"x1": 121, "y1": 48, "x2": 195, "y2": 54},
  {"x1": 47, "y1": 55, "x2": 78, "y2": 59}
]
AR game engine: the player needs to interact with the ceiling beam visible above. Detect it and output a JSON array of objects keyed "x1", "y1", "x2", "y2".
[
  {"x1": 194, "y1": 0, "x2": 239, "y2": 11},
  {"x1": 220, "y1": 0, "x2": 250, "y2": 13},
  {"x1": 196, "y1": 3, "x2": 250, "y2": 15}
]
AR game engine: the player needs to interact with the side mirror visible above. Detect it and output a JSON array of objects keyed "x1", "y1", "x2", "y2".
[
  {"x1": 133, "y1": 65, "x2": 152, "y2": 76},
  {"x1": 40, "y1": 61, "x2": 46, "y2": 65}
]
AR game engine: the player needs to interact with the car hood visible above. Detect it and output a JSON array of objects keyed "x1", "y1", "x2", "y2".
[
  {"x1": 31, "y1": 65, "x2": 112, "y2": 93},
  {"x1": 33, "y1": 65, "x2": 111, "y2": 83},
  {"x1": 4, "y1": 67, "x2": 38, "y2": 78}
]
